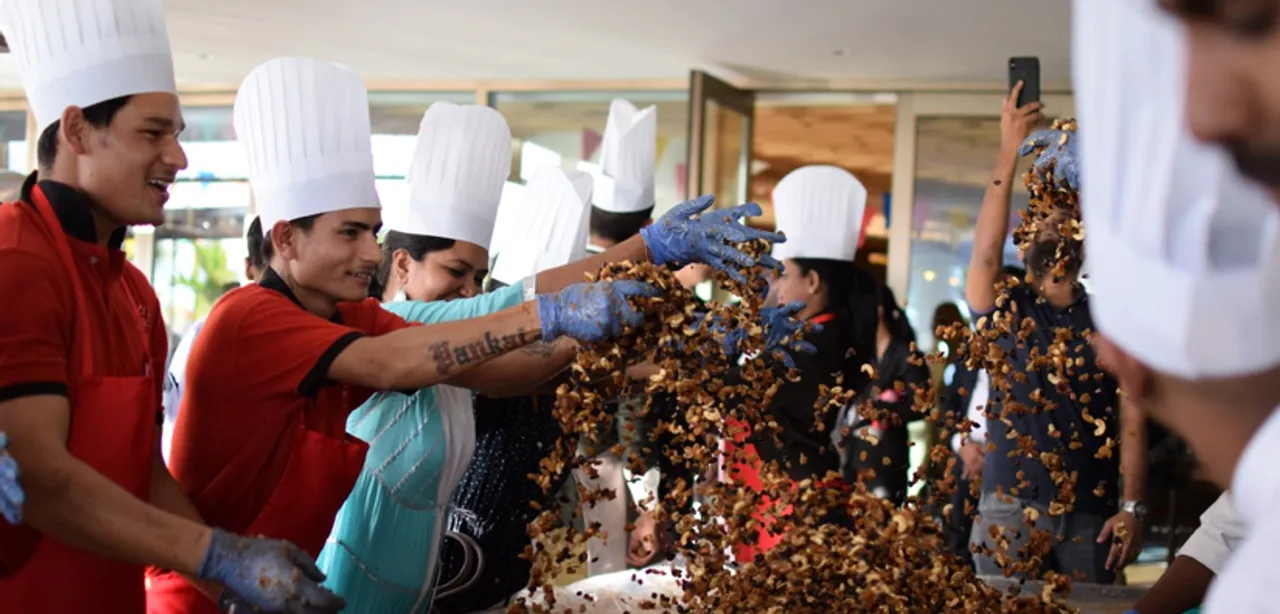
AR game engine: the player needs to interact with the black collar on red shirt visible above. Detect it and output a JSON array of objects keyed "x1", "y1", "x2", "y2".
[
  {"x1": 19, "y1": 172, "x2": 128, "y2": 250},
  {"x1": 258, "y1": 266, "x2": 344, "y2": 324}
]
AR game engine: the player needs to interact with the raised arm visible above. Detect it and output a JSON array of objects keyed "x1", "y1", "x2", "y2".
[
  {"x1": 535, "y1": 198, "x2": 785, "y2": 294},
  {"x1": 966, "y1": 82, "x2": 1042, "y2": 313},
  {"x1": 331, "y1": 281, "x2": 657, "y2": 391}
]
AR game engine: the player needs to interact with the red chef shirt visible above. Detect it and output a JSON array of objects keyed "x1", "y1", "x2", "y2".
[{"x1": 165, "y1": 267, "x2": 412, "y2": 535}]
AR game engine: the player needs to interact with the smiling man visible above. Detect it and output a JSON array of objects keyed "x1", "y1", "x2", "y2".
[
  {"x1": 0, "y1": 1, "x2": 345, "y2": 612},
  {"x1": 1074, "y1": 2, "x2": 1280, "y2": 614}
]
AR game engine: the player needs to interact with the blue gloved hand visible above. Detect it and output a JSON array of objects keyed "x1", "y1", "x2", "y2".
[
  {"x1": 198, "y1": 529, "x2": 345, "y2": 614},
  {"x1": 759, "y1": 302, "x2": 820, "y2": 370},
  {"x1": 1019, "y1": 128, "x2": 1080, "y2": 191},
  {"x1": 0, "y1": 432, "x2": 24, "y2": 525},
  {"x1": 640, "y1": 195, "x2": 786, "y2": 283},
  {"x1": 536, "y1": 280, "x2": 660, "y2": 343},
  {"x1": 693, "y1": 302, "x2": 819, "y2": 369}
]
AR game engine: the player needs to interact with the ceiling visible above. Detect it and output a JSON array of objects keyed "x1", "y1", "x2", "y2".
[{"x1": 0, "y1": 0, "x2": 1072, "y2": 91}]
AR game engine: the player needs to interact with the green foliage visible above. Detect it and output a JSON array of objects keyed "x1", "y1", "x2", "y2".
[{"x1": 172, "y1": 239, "x2": 237, "y2": 318}]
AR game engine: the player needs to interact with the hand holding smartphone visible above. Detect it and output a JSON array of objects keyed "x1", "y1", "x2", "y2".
[{"x1": 1008, "y1": 56, "x2": 1041, "y2": 107}]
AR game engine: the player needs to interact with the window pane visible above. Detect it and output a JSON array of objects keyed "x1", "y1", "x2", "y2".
[
  {"x1": 370, "y1": 91, "x2": 476, "y2": 177},
  {"x1": 0, "y1": 111, "x2": 29, "y2": 187},
  {"x1": 493, "y1": 90, "x2": 689, "y2": 217}
]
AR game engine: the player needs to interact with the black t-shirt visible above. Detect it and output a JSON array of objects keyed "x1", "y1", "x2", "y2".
[
  {"x1": 747, "y1": 314, "x2": 869, "y2": 483},
  {"x1": 977, "y1": 285, "x2": 1121, "y2": 515}
]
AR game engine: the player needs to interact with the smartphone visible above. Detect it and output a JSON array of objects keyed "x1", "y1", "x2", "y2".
[{"x1": 1008, "y1": 57, "x2": 1041, "y2": 107}]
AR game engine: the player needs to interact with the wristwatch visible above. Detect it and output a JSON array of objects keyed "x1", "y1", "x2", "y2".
[{"x1": 1121, "y1": 500, "x2": 1148, "y2": 521}]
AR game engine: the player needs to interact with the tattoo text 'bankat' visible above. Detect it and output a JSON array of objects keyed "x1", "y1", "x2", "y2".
[{"x1": 429, "y1": 328, "x2": 540, "y2": 374}]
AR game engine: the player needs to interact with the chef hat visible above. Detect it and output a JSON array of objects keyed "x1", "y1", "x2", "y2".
[
  {"x1": 488, "y1": 181, "x2": 528, "y2": 256},
  {"x1": 385, "y1": 102, "x2": 512, "y2": 247},
  {"x1": 770, "y1": 165, "x2": 868, "y2": 262},
  {"x1": 585, "y1": 99, "x2": 657, "y2": 214},
  {"x1": 234, "y1": 57, "x2": 379, "y2": 233},
  {"x1": 1, "y1": 0, "x2": 178, "y2": 132},
  {"x1": 1075, "y1": 0, "x2": 1280, "y2": 379},
  {"x1": 490, "y1": 165, "x2": 593, "y2": 286}
]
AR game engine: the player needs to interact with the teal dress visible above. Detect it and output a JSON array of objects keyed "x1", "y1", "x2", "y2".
[{"x1": 318, "y1": 282, "x2": 527, "y2": 613}]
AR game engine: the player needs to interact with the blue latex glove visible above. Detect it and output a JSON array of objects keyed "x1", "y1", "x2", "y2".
[
  {"x1": 198, "y1": 529, "x2": 345, "y2": 614},
  {"x1": 0, "y1": 432, "x2": 23, "y2": 525},
  {"x1": 1020, "y1": 128, "x2": 1080, "y2": 191},
  {"x1": 696, "y1": 302, "x2": 820, "y2": 369},
  {"x1": 536, "y1": 280, "x2": 660, "y2": 343},
  {"x1": 640, "y1": 195, "x2": 786, "y2": 283}
]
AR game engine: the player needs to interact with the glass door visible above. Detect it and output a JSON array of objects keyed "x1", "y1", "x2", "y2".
[
  {"x1": 687, "y1": 71, "x2": 754, "y2": 209},
  {"x1": 888, "y1": 92, "x2": 1075, "y2": 496},
  {"x1": 686, "y1": 71, "x2": 755, "y2": 300}
]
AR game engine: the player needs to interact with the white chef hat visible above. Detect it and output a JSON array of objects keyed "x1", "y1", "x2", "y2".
[
  {"x1": 488, "y1": 181, "x2": 528, "y2": 257},
  {"x1": 234, "y1": 57, "x2": 379, "y2": 233},
  {"x1": 583, "y1": 99, "x2": 657, "y2": 214},
  {"x1": 490, "y1": 165, "x2": 594, "y2": 286},
  {"x1": 1, "y1": 0, "x2": 178, "y2": 132},
  {"x1": 770, "y1": 165, "x2": 868, "y2": 262},
  {"x1": 385, "y1": 102, "x2": 512, "y2": 247},
  {"x1": 1075, "y1": 0, "x2": 1280, "y2": 379}
]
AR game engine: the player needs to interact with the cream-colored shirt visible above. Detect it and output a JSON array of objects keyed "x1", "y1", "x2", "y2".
[
  {"x1": 1179, "y1": 493, "x2": 1245, "y2": 574},
  {"x1": 1204, "y1": 406, "x2": 1280, "y2": 613}
]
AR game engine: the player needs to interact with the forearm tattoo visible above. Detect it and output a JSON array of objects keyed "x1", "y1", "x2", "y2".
[
  {"x1": 429, "y1": 328, "x2": 540, "y2": 374},
  {"x1": 521, "y1": 340, "x2": 557, "y2": 358}
]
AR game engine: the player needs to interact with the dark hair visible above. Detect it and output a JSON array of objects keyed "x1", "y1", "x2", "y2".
[
  {"x1": 792, "y1": 258, "x2": 880, "y2": 376},
  {"x1": 1001, "y1": 264, "x2": 1027, "y2": 280},
  {"x1": 245, "y1": 216, "x2": 266, "y2": 271},
  {"x1": 931, "y1": 302, "x2": 965, "y2": 334},
  {"x1": 876, "y1": 284, "x2": 915, "y2": 346},
  {"x1": 259, "y1": 213, "x2": 320, "y2": 263},
  {"x1": 219, "y1": 281, "x2": 241, "y2": 295},
  {"x1": 370, "y1": 231, "x2": 457, "y2": 299},
  {"x1": 589, "y1": 206, "x2": 654, "y2": 245},
  {"x1": 37, "y1": 96, "x2": 133, "y2": 170}
]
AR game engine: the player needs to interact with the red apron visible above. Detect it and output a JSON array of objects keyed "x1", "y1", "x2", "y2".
[
  {"x1": 0, "y1": 194, "x2": 158, "y2": 612},
  {"x1": 147, "y1": 400, "x2": 367, "y2": 613},
  {"x1": 723, "y1": 313, "x2": 839, "y2": 564}
]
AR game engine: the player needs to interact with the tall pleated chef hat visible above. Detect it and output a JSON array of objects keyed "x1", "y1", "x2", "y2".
[
  {"x1": 234, "y1": 57, "x2": 379, "y2": 233},
  {"x1": 770, "y1": 165, "x2": 868, "y2": 262},
  {"x1": 1, "y1": 0, "x2": 178, "y2": 132},
  {"x1": 490, "y1": 165, "x2": 594, "y2": 286},
  {"x1": 584, "y1": 99, "x2": 657, "y2": 214},
  {"x1": 487, "y1": 181, "x2": 528, "y2": 259},
  {"x1": 384, "y1": 102, "x2": 512, "y2": 247},
  {"x1": 1075, "y1": 0, "x2": 1280, "y2": 379}
]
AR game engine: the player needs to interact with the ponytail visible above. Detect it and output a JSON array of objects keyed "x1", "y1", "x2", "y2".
[
  {"x1": 791, "y1": 259, "x2": 879, "y2": 382},
  {"x1": 876, "y1": 284, "x2": 915, "y2": 346}
]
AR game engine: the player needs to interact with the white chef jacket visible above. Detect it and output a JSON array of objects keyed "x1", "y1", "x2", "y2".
[
  {"x1": 1178, "y1": 493, "x2": 1246, "y2": 574},
  {"x1": 1203, "y1": 406, "x2": 1280, "y2": 613},
  {"x1": 950, "y1": 369, "x2": 990, "y2": 452}
]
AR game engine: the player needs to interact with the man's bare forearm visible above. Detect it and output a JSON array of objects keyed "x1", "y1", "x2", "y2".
[
  {"x1": 151, "y1": 454, "x2": 226, "y2": 602},
  {"x1": 26, "y1": 449, "x2": 210, "y2": 573},
  {"x1": 1132, "y1": 555, "x2": 1214, "y2": 614},
  {"x1": 966, "y1": 147, "x2": 1021, "y2": 311},
  {"x1": 446, "y1": 338, "x2": 579, "y2": 397},
  {"x1": 2, "y1": 397, "x2": 212, "y2": 575},
  {"x1": 1120, "y1": 396, "x2": 1147, "y2": 502},
  {"x1": 337, "y1": 302, "x2": 548, "y2": 391}
]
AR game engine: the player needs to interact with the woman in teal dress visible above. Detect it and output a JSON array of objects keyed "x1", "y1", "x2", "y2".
[{"x1": 317, "y1": 102, "x2": 793, "y2": 613}]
